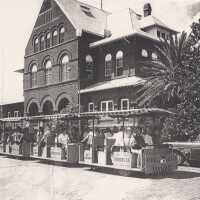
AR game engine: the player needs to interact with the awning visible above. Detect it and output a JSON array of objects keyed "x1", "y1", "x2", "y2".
[
  {"x1": 80, "y1": 76, "x2": 145, "y2": 94},
  {"x1": 80, "y1": 108, "x2": 175, "y2": 118}
]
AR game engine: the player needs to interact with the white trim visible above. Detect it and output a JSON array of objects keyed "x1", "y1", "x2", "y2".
[
  {"x1": 14, "y1": 111, "x2": 20, "y2": 118},
  {"x1": 101, "y1": 100, "x2": 113, "y2": 112},
  {"x1": 8, "y1": 112, "x2": 11, "y2": 118},
  {"x1": 88, "y1": 102, "x2": 94, "y2": 112}
]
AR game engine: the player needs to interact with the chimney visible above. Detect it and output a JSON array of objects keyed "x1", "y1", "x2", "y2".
[{"x1": 143, "y1": 3, "x2": 152, "y2": 17}]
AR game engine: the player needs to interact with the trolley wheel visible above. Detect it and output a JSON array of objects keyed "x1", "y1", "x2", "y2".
[{"x1": 173, "y1": 149, "x2": 186, "y2": 165}]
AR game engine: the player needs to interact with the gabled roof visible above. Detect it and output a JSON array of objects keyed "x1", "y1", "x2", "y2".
[
  {"x1": 139, "y1": 15, "x2": 178, "y2": 33},
  {"x1": 89, "y1": 8, "x2": 159, "y2": 48},
  {"x1": 55, "y1": 0, "x2": 108, "y2": 36},
  {"x1": 80, "y1": 76, "x2": 145, "y2": 94}
]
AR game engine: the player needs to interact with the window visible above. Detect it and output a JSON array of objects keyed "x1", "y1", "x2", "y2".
[
  {"x1": 60, "y1": 55, "x2": 70, "y2": 81},
  {"x1": 157, "y1": 31, "x2": 161, "y2": 38},
  {"x1": 162, "y1": 33, "x2": 166, "y2": 39},
  {"x1": 8, "y1": 112, "x2": 11, "y2": 118},
  {"x1": 46, "y1": 33, "x2": 51, "y2": 48},
  {"x1": 152, "y1": 52, "x2": 158, "y2": 60},
  {"x1": 105, "y1": 54, "x2": 112, "y2": 77},
  {"x1": 31, "y1": 64, "x2": 37, "y2": 88},
  {"x1": 34, "y1": 38, "x2": 39, "y2": 52},
  {"x1": 45, "y1": 60, "x2": 52, "y2": 85},
  {"x1": 14, "y1": 111, "x2": 20, "y2": 118},
  {"x1": 59, "y1": 26, "x2": 65, "y2": 43},
  {"x1": 85, "y1": 55, "x2": 94, "y2": 80},
  {"x1": 52, "y1": 30, "x2": 58, "y2": 46},
  {"x1": 141, "y1": 49, "x2": 148, "y2": 57},
  {"x1": 101, "y1": 101, "x2": 113, "y2": 111},
  {"x1": 88, "y1": 103, "x2": 94, "y2": 112},
  {"x1": 116, "y1": 50, "x2": 123, "y2": 76},
  {"x1": 40, "y1": 35, "x2": 45, "y2": 51},
  {"x1": 121, "y1": 99, "x2": 129, "y2": 110}
]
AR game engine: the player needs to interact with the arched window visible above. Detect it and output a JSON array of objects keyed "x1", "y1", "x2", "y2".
[
  {"x1": 152, "y1": 52, "x2": 158, "y2": 60},
  {"x1": 105, "y1": 54, "x2": 112, "y2": 78},
  {"x1": 45, "y1": 59, "x2": 52, "y2": 85},
  {"x1": 59, "y1": 26, "x2": 65, "y2": 43},
  {"x1": 85, "y1": 55, "x2": 93, "y2": 80},
  {"x1": 116, "y1": 50, "x2": 123, "y2": 76},
  {"x1": 31, "y1": 64, "x2": 37, "y2": 88},
  {"x1": 40, "y1": 35, "x2": 45, "y2": 51},
  {"x1": 60, "y1": 55, "x2": 70, "y2": 82},
  {"x1": 52, "y1": 30, "x2": 58, "y2": 46},
  {"x1": 141, "y1": 49, "x2": 148, "y2": 57},
  {"x1": 46, "y1": 33, "x2": 51, "y2": 48},
  {"x1": 34, "y1": 38, "x2": 39, "y2": 52}
]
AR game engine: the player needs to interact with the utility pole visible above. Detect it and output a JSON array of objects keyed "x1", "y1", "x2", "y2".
[{"x1": 100, "y1": 0, "x2": 103, "y2": 10}]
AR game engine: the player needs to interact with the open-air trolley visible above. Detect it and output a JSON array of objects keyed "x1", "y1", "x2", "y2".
[
  {"x1": 0, "y1": 108, "x2": 178, "y2": 176},
  {"x1": 79, "y1": 108, "x2": 177, "y2": 175},
  {"x1": 0, "y1": 117, "x2": 27, "y2": 158}
]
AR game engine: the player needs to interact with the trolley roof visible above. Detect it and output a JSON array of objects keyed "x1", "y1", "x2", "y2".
[
  {"x1": 0, "y1": 108, "x2": 175, "y2": 122},
  {"x1": 80, "y1": 108, "x2": 175, "y2": 118}
]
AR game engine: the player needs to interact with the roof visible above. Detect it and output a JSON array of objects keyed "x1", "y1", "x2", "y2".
[
  {"x1": 80, "y1": 76, "x2": 145, "y2": 94},
  {"x1": 139, "y1": 15, "x2": 178, "y2": 33},
  {"x1": 55, "y1": 0, "x2": 108, "y2": 36},
  {"x1": 89, "y1": 8, "x2": 160, "y2": 48},
  {"x1": 80, "y1": 108, "x2": 175, "y2": 118}
]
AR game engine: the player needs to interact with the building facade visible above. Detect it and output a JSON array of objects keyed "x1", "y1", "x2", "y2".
[
  {"x1": 0, "y1": 102, "x2": 24, "y2": 119},
  {"x1": 19, "y1": 0, "x2": 177, "y2": 116}
]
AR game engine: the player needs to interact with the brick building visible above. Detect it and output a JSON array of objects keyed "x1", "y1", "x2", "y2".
[{"x1": 17, "y1": 0, "x2": 177, "y2": 116}]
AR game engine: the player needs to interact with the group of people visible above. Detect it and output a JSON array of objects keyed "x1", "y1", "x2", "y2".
[
  {"x1": 0, "y1": 121, "x2": 73, "y2": 157},
  {"x1": 81, "y1": 126, "x2": 153, "y2": 149}
]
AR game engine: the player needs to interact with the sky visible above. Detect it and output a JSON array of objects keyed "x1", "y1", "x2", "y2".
[{"x1": 0, "y1": 0, "x2": 200, "y2": 104}]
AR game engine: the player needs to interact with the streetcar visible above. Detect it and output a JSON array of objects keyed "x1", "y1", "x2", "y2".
[
  {"x1": 29, "y1": 113, "x2": 80, "y2": 164},
  {"x1": 0, "y1": 117, "x2": 25, "y2": 157},
  {"x1": 0, "y1": 108, "x2": 178, "y2": 176},
  {"x1": 79, "y1": 108, "x2": 177, "y2": 175}
]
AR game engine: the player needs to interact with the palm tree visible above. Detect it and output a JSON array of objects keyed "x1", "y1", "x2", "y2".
[{"x1": 136, "y1": 32, "x2": 188, "y2": 108}]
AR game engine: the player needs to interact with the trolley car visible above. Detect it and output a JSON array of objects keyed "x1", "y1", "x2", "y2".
[
  {"x1": 79, "y1": 108, "x2": 177, "y2": 175},
  {"x1": 0, "y1": 108, "x2": 178, "y2": 176},
  {"x1": 0, "y1": 117, "x2": 26, "y2": 157},
  {"x1": 29, "y1": 113, "x2": 80, "y2": 164}
]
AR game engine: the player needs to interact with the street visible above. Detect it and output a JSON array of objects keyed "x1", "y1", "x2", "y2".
[{"x1": 0, "y1": 157, "x2": 200, "y2": 200}]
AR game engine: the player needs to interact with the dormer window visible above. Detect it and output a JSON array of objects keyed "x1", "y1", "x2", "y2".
[
  {"x1": 80, "y1": 5, "x2": 95, "y2": 18},
  {"x1": 52, "y1": 30, "x2": 58, "y2": 46},
  {"x1": 34, "y1": 38, "x2": 39, "y2": 53},
  {"x1": 59, "y1": 26, "x2": 65, "y2": 43}
]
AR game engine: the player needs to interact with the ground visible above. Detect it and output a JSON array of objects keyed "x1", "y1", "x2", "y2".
[{"x1": 0, "y1": 157, "x2": 200, "y2": 200}]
